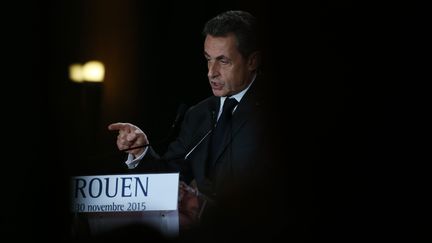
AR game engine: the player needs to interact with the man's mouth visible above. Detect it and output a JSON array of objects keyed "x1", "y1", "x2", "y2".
[{"x1": 210, "y1": 82, "x2": 223, "y2": 90}]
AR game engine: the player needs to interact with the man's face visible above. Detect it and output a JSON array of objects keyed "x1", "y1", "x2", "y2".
[{"x1": 204, "y1": 33, "x2": 256, "y2": 97}]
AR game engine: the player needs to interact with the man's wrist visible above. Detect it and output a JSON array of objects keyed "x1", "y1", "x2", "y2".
[{"x1": 125, "y1": 147, "x2": 148, "y2": 169}]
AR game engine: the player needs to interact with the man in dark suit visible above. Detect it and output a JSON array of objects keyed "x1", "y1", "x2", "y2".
[{"x1": 108, "y1": 10, "x2": 273, "y2": 228}]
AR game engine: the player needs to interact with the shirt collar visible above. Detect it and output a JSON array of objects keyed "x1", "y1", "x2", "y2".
[{"x1": 220, "y1": 73, "x2": 256, "y2": 105}]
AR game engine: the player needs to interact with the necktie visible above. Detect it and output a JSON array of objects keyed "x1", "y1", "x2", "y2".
[{"x1": 207, "y1": 98, "x2": 238, "y2": 173}]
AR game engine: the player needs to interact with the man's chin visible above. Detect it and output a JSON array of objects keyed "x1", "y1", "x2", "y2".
[{"x1": 212, "y1": 90, "x2": 227, "y2": 97}]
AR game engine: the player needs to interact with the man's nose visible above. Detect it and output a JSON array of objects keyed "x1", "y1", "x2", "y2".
[{"x1": 207, "y1": 62, "x2": 219, "y2": 79}]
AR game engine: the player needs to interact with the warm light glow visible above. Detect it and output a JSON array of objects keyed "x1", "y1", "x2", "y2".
[
  {"x1": 82, "y1": 61, "x2": 105, "y2": 82},
  {"x1": 69, "y1": 64, "x2": 84, "y2": 83}
]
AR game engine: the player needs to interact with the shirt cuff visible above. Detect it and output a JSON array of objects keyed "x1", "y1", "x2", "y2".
[{"x1": 125, "y1": 147, "x2": 148, "y2": 169}]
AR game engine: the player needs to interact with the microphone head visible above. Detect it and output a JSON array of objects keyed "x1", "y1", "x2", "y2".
[{"x1": 172, "y1": 103, "x2": 188, "y2": 128}]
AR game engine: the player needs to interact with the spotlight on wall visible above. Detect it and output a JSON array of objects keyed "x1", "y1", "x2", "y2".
[
  {"x1": 69, "y1": 63, "x2": 84, "y2": 83},
  {"x1": 69, "y1": 61, "x2": 105, "y2": 83}
]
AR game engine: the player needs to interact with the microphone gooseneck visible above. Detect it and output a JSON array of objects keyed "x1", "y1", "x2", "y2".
[
  {"x1": 119, "y1": 143, "x2": 151, "y2": 152},
  {"x1": 184, "y1": 109, "x2": 217, "y2": 160},
  {"x1": 184, "y1": 129, "x2": 213, "y2": 160}
]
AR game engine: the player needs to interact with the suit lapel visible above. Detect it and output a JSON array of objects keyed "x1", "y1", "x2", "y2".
[
  {"x1": 186, "y1": 97, "x2": 219, "y2": 180},
  {"x1": 211, "y1": 80, "x2": 262, "y2": 165}
]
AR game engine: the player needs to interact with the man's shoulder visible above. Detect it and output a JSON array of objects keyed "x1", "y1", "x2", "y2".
[
  {"x1": 189, "y1": 96, "x2": 218, "y2": 113},
  {"x1": 180, "y1": 96, "x2": 217, "y2": 128}
]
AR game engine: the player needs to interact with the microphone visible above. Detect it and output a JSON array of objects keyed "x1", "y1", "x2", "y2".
[
  {"x1": 120, "y1": 103, "x2": 189, "y2": 153},
  {"x1": 171, "y1": 103, "x2": 188, "y2": 129},
  {"x1": 184, "y1": 110, "x2": 216, "y2": 160}
]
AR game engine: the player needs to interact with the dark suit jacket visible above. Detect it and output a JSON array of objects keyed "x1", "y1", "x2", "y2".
[{"x1": 139, "y1": 76, "x2": 272, "y2": 198}]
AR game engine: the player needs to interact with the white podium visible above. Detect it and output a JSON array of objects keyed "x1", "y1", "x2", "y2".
[{"x1": 70, "y1": 173, "x2": 179, "y2": 238}]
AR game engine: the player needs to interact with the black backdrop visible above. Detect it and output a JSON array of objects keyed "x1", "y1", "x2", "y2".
[{"x1": 2, "y1": 0, "x2": 424, "y2": 241}]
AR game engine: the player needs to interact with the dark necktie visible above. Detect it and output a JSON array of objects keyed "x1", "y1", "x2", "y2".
[{"x1": 207, "y1": 97, "x2": 238, "y2": 173}]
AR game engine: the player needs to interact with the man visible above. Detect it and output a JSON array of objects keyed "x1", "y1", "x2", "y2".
[{"x1": 108, "y1": 10, "x2": 272, "y2": 226}]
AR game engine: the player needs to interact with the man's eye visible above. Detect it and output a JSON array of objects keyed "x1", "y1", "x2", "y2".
[{"x1": 220, "y1": 59, "x2": 229, "y2": 64}]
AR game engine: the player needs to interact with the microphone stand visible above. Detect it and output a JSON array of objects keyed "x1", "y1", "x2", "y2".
[{"x1": 119, "y1": 143, "x2": 151, "y2": 152}]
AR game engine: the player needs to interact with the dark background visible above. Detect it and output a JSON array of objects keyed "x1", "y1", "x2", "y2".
[{"x1": 2, "y1": 0, "x2": 425, "y2": 241}]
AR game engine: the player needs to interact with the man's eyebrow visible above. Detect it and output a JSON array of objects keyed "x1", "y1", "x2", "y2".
[
  {"x1": 216, "y1": 55, "x2": 229, "y2": 61},
  {"x1": 203, "y1": 52, "x2": 230, "y2": 60}
]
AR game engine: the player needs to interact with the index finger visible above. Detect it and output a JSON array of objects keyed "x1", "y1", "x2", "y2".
[{"x1": 108, "y1": 122, "x2": 131, "y2": 131}]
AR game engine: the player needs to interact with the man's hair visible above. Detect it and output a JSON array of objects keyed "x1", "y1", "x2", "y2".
[{"x1": 203, "y1": 10, "x2": 258, "y2": 59}]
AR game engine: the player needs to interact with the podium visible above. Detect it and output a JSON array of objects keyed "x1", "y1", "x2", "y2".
[{"x1": 70, "y1": 173, "x2": 180, "y2": 238}]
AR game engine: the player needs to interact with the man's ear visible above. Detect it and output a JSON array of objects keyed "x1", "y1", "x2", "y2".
[{"x1": 247, "y1": 51, "x2": 261, "y2": 71}]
